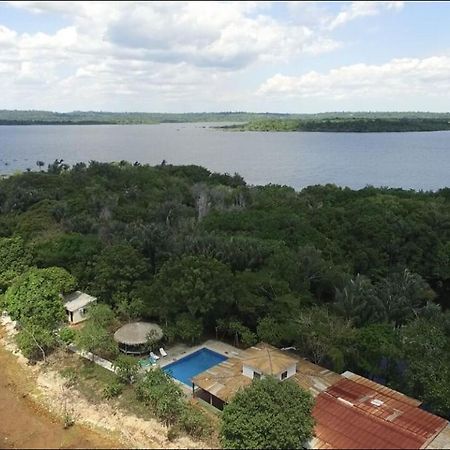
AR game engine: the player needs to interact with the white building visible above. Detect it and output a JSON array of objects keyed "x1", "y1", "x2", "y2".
[{"x1": 63, "y1": 291, "x2": 97, "y2": 324}]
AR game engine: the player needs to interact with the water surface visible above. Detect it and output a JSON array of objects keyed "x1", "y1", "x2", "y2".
[{"x1": 0, "y1": 123, "x2": 449, "y2": 190}]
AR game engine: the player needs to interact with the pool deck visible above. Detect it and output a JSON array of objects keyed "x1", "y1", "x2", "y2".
[{"x1": 145, "y1": 340, "x2": 243, "y2": 394}]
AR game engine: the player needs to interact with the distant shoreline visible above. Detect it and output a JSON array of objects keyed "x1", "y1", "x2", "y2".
[{"x1": 217, "y1": 118, "x2": 450, "y2": 133}]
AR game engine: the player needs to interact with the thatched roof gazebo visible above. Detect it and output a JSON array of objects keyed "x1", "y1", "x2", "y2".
[{"x1": 114, "y1": 321, "x2": 163, "y2": 354}]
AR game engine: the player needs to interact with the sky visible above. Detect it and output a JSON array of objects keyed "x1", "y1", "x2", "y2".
[{"x1": 0, "y1": 1, "x2": 450, "y2": 113}]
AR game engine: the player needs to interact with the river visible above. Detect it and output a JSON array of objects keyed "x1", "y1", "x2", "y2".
[{"x1": 0, "y1": 124, "x2": 449, "y2": 190}]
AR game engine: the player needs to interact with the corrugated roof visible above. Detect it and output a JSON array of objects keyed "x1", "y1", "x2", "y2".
[
  {"x1": 193, "y1": 356, "x2": 252, "y2": 402},
  {"x1": 312, "y1": 376, "x2": 448, "y2": 449},
  {"x1": 426, "y1": 424, "x2": 450, "y2": 449},
  {"x1": 342, "y1": 371, "x2": 421, "y2": 407},
  {"x1": 313, "y1": 393, "x2": 425, "y2": 449},
  {"x1": 63, "y1": 291, "x2": 96, "y2": 312}
]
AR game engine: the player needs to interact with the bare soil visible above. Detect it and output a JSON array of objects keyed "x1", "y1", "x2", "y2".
[{"x1": 0, "y1": 328, "x2": 121, "y2": 448}]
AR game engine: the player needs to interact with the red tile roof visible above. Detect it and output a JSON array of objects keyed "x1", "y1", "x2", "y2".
[{"x1": 312, "y1": 375, "x2": 448, "y2": 449}]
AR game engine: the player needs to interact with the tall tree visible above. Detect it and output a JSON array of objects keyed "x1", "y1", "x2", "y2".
[
  {"x1": 221, "y1": 377, "x2": 315, "y2": 449},
  {"x1": 5, "y1": 267, "x2": 76, "y2": 329}
]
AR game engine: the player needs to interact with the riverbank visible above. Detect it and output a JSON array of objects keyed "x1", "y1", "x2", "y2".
[{"x1": 0, "y1": 320, "x2": 206, "y2": 449}]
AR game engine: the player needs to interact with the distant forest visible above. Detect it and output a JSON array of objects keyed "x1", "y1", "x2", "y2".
[
  {"x1": 1, "y1": 110, "x2": 450, "y2": 129},
  {"x1": 219, "y1": 117, "x2": 450, "y2": 132}
]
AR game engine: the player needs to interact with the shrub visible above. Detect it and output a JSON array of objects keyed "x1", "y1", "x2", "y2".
[
  {"x1": 136, "y1": 368, "x2": 184, "y2": 425},
  {"x1": 58, "y1": 326, "x2": 76, "y2": 345},
  {"x1": 180, "y1": 405, "x2": 211, "y2": 438},
  {"x1": 113, "y1": 354, "x2": 139, "y2": 384},
  {"x1": 103, "y1": 381, "x2": 123, "y2": 399}
]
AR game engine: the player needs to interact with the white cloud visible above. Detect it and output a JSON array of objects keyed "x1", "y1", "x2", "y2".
[
  {"x1": 328, "y1": 1, "x2": 404, "y2": 30},
  {"x1": 0, "y1": 1, "x2": 425, "y2": 111},
  {"x1": 258, "y1": 55, "x2": 450, "y2": 101}
]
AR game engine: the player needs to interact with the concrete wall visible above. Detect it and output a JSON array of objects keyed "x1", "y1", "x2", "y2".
[
  {"x1": 243, "y1": 364, "x2": 262, "y2": 379},
  {"x1": 277, "y1": 363, "x2": 297, "y2": 380},
  {"x1": 243, "y1": 363, "x2": 297, "y2": 380},
  {"x1": 68, "y1": 306, "x2": 90, "y2": 324}
]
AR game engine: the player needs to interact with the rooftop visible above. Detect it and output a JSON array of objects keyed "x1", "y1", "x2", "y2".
[
  {"x1": 311, "y1": 372, "x2": 448, "y2": 449},
  {"x1": 63, "y1": 291, "x2": 96, "y2": 312},
  {"x1": 193, "y1": 342, "x2": 339, "y2": 403},
  {"x1": 242, "y1": 343, "x2": 297, "y2": 375},
  {"x1": 113, "y1": 321, "x2": 163, "y2": 346}
]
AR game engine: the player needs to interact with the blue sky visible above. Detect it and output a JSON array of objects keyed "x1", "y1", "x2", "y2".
[{"x1": 0, "y1": 1, "x2": 449, "y2": 112}]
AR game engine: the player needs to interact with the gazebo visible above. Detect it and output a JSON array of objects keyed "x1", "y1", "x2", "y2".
[{"x1": 114, "y1": 321, "x2": 163, "y2": 354}]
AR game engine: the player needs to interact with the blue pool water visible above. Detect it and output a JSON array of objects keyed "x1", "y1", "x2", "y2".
[{"x1": 162, "y1": 348, "x2": 227, "y2": 386}]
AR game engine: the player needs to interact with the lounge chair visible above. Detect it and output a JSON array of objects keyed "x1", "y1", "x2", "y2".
[
  {"x1": 150, "y1": 351, "x2": 160, "y2": 360},
  {"x1": 159, "y1": 347, "x2": 167, "y2": 357}
]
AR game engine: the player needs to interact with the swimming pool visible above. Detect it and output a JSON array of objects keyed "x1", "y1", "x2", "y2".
[{"x1": 162, "y1": 348, "x2": 227, "y2": 386}]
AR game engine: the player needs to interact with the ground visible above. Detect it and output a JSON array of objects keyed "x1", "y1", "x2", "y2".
[{"x1": 0, "y1": 319, "x2": 210, "y2": 449}]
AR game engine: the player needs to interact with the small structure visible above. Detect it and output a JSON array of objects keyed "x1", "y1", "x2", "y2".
[
  {"x1": 114, "y1": 321, "x2": 163, "y2": 355},
  {"x1": 242, "y1": 344, "x2": 297, "y2": 381},
  {"x1": 63, "y1": 291, "x2": 97, "y2": 324}
]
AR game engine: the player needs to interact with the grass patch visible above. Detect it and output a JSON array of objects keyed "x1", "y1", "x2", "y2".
[{"x1": 51, "y1": 351, "x2": 218, "y2": 446}]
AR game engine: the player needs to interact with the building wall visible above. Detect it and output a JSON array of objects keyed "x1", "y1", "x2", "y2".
[
  {"x1": 277, "y1": 363, "x2": 297, "y2": 380},
  {"x1": 243, "y1": 364, "x2": 260, "y2": 379},
  {"x1": 243, "y1": 363, "x2": 297, "y2": 380}
]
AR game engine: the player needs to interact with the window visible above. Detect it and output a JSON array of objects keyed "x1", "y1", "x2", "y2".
[
  {"x1": 253, "y1": 371, "x2": 261, "y2": 380},
  {"x1": 281, "y1": 371, "x2": 288, "y2": 380}
]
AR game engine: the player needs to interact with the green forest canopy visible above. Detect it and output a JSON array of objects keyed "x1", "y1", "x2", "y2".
[
  {"x1": 1, "y1": 109, "x2": 450, "y2": 127},
  {"x1": 0, "y1": 160, "x2": 449, "y2": 419}
]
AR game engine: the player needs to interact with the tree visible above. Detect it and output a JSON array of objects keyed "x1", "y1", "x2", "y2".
[
  {"x1": 75, "y1": 321, "x2": 118, "y2": 361},
  {"x1": 256, "y1": 317, "x2": 297, "y2": 347},
  {"x1": 16, "y1": 323, "x2": 58, "y2": 361},
  {"x1": 397, "y1": 317, "x2": 450, "y2": 418},
  {"x1": 167, "y1": 313, "x2": 203, "y2": 344},
  {"x1": 87, "y1": 303, "x2": 117, "y2": 329},
  {"x1": 221, "y1": 377, "x2": 315, "y2": 449},
  {"x1": 352, "y1": 323, "x2": 400, "y2": 381},
  {"x1": 333, "y1": 274, "x2": 377, "y2": 326},
  {"x1": 113, "y1": 355, "x2": 139, "y2": 384},
  {"x1": 75, "y1": 303, "x2": 118, "y2": 360},
  {"x1": 149, "y1": 256, "x2": 234, "y2": 328},
  {"x1": 294, "y1": 307, "x2": 354, "y2": 371},
  {"x1": 4, "y1": 267, "x2": 76, "y2": 329},
  {"x1": 90, "y1": 243, "x2": 148, "y2": 305},
  {"x1": 0, "y1": 236, "x2": 32, "y2": 292},
  {"x1": 136, "y1": 368, "x2": 184, "y2": 425},
  {"x1": 375, "y1": 269, "x2": 436, "y2": 327}
]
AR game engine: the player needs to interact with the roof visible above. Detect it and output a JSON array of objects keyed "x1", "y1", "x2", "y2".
[
  {"x1": 311, "y1": 373, "x2": 448, "y2": 449},
  {"x1": 242, "y1": 343, "x2": 297, "y2": 375},
  {"x1": 342, "y1": 371, "x2": 422, "y2": 407},
  {"x1": 193, "y1": 356, "x2": 252, "y2": 403},
  {"x1": 193, "y1": 343, "x2": 337, "y2": 403},
  {"x1": 113, "y1": 322, "x2": 163, "y2": 346},
  {"x1": 63, "y1": 291, "x2": 97, "y2": 312},
  {"x1": 426, "y1": 424, "x2": 450, "y2": 449},
  {"x1": 295, "y1": 358, "x2": 343, "y2": 397}
]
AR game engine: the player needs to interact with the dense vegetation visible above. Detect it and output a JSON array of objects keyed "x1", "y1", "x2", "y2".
[
  {"x1": 220, "y1": 117, "x2": 450, "y2": 132},
  {"x1": 221, "y1": 376, "x2": 314, "y2": 449},
  {"x1": 0, "y1": 161, "x2": 449, "y2": 419},
  {"x1": 1, "y1": 109, "x2": 450, "y2": 126}
]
